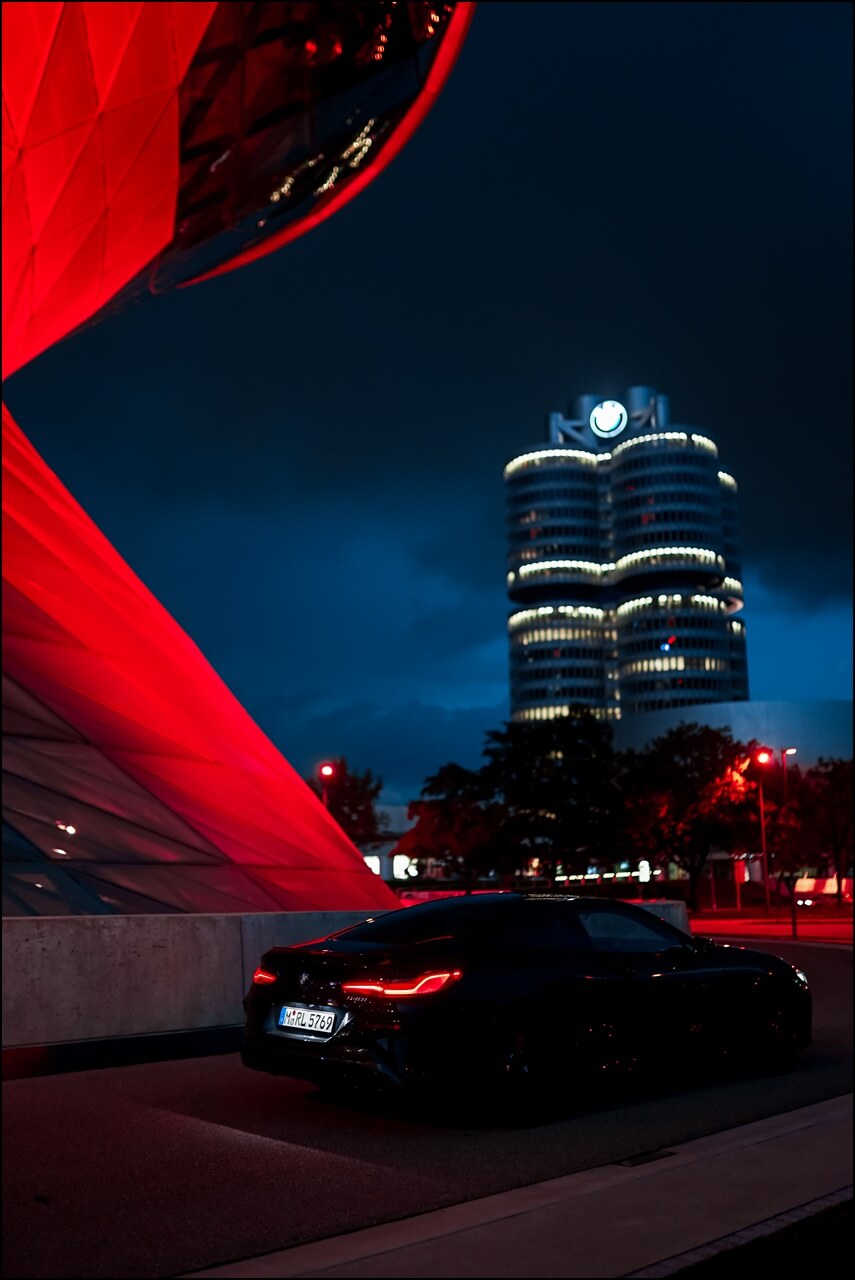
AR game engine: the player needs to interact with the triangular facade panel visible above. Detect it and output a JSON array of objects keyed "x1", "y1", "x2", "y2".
[{"x1": 2, "y1": 3, "x2": 474, "y2": 915}]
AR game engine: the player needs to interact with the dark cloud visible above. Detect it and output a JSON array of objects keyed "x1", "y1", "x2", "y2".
[
  {"x1": 250, "y1": 698, "x2": 510, "y2": 806},
  {"x1": 5, "y1": 2, "x2": 851, "y2": 799}
]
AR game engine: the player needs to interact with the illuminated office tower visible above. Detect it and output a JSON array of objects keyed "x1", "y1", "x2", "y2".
[{"x1": 505, "y1": 386, "x2": 749, "y2": 720}]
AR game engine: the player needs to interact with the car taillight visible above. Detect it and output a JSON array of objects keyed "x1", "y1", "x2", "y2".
[
  {"x1": 252, "y1": 966, "x2": 277, "y2": 984},
  {"x1": 342, "y1": 970, "x2": 462, "y2": 998}
]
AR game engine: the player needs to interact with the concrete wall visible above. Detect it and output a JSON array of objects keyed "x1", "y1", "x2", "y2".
[
  {"x1": 631, "y1": 899, "x2": 690, "y2": 933},
  {"x1": 2, "y1": 900, "x2": 689, "y2": 1050},
  {"x1": 1, "y1": 911, "x2": 374, "y2": 1049}
]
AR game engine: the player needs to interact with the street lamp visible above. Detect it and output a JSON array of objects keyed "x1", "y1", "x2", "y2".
[
  {"x1": 754, "y1": 745, "x2": 798, "y2": 914},
  {"x1": 781, "y1": 746, "x2": 797, "y2": 804},
  {"x1": 754, "y1": 748, "x2": 773, "y2": 914},
  {"x1": 318, "y1": 762, "x2": 335, "y2": 809}
]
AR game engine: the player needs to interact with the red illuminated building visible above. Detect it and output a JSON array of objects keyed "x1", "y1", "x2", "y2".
[{"x1": 2, "y1": 1, "x2": 474, "y2": 915}]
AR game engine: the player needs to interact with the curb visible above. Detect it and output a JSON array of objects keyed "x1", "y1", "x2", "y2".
[
  {"x1": 625, "y1": 1186, "x2": 853, "y2": 1277},
  {"x1": 2, "y1": 1025, "x2": 243, "y2": 1081}
]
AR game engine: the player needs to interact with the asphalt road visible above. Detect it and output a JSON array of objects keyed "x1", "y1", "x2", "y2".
[{"x1": 3, "y1": 942, "x2": 851, "y2": 1280}]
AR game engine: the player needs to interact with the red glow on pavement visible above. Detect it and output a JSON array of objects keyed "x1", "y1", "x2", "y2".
[{"x1": 690, "y1": 913, "x2": 852, "y2": 945}]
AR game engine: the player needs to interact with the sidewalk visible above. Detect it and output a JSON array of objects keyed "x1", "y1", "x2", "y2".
[
  {"x1": 688, "y1": 911, "x2": 852, "y2": 946},
  {"x1": 183, "y1": 1095, "x2": 853, "y2": 1279}
]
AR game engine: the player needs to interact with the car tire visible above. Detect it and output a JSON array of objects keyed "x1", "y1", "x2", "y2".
[
  {"x1": 492, "y1": 1028, "x2": 556, "y2": 1122},
  {"x1": 752, "y1": 1010, "x2": 804, "y2": 1073}
]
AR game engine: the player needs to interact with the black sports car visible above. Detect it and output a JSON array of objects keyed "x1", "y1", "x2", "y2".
[{"x1": 241, "y1": 894, "x2": 812, "y2": 1100}]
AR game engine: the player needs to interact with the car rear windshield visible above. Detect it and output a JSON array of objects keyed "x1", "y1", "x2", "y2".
[
  {"x1": 335, "y1": 897, "x2": 592, "y2": 949},
  {"x1": 336, "y1": 898, "x2": 522, "y2": 945}
]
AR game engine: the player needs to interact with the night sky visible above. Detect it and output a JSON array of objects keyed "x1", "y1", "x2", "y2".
[{"x1": 5, "y1": 2, "x2": 852, "y2": 805}]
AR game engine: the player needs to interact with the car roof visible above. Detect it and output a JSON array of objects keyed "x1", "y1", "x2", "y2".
[
  {"x1": 394, "y1": 894, "x2": 664, "y2": 915},
  {"x1": 399, "y1": 893, "x2": 586, "y2": 909}
]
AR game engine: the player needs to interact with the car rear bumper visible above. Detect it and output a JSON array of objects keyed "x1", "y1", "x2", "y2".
[{"x1": 240, "y1": 1030, "x2": 406, "y2": 1088}]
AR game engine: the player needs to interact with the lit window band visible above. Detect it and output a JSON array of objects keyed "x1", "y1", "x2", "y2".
[
  {"x1": 511, "y1": 626, "x2": 607, "y2": 645},
  {"x1": 513, "y1": 548, "x2": 725, "y2": 590},
  {"x1": 518, "y1": 559, "x2": 614, "y2": 578},
  {"x1": 504, "y1": 448, "x2": 600, "y2": 477},
  {"x1": 615, "y1": 596, "x2": 654, "y2": 617},
  {"x1": 610, "y1": 432, "x2": 718, "y2": 458},
  {"x1": 621, "y1": 656, "x2": 729, "y2": 675},
  {"x1": 616, "y1": 546, "x2": 723, "y2": 572},
  {"x1": 508, "y1": 605, "x2": 606, "y2": 628},
  {"x1": 616, "y1": 594, "x2": 730, "y2": 624},
  {"x1": 506, "y1": 432, "x2": 719, "y2": 480},
  {"x1": 513, "y1": 705, "x2": 622, "y2": 723}
]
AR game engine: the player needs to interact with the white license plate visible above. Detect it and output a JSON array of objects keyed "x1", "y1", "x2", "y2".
[{"x1": 278, "y1": 1006, "x2": 336, "y2": 1035}]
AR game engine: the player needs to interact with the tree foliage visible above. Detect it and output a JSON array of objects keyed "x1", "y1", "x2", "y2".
[
  {"x1": 400, "y1": 714, "x2": 852, "y2": 909},
  {"x1": 775, "y1": 758, "x2": 854, "y2": 906},
  {"x1": 618, "y1": 724, "x2": 751, "y2": 908},
  {"x1": 739, "y1": 756, "x2": 854, "y2": 907},
  {"x1": 306, "y1": 758, "x2": 387, "y2": 848},
  {"x1": 398, "y1": 709, "x2": 617, "y2": 883},
  {"x1": 395, "y1": 762, "x2": 511, "y2": 885},
  {"x1": 481, "y1": 714, "x2": 619, "y2": 876}
]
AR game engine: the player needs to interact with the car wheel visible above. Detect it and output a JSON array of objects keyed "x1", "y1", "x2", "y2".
[
  {"x1": 494, "y1": 1029, "x2": 555, "y2": 1120},
  {"x1": 753, "y1": 1010, "x2": 803, "y2": 1072}
]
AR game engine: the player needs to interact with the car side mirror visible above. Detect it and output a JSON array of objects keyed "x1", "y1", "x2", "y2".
[
  {"x1": 692, "y1": 936, "x2": 716, "y2": 954},
  {"x1": 659, "y1": 939, "x2": 698, "y2": 959}
]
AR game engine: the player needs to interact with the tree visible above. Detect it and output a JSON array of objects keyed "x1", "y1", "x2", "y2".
[
  {"x1": 620, "y1": 724, "x2": 751, "y2": 910},
  {"x1": 306, "y1": 758, "x2": 388, "y2": 848},
  {"x1": 798, "y1": 759, "x2": 854, "y2": 908},
  {"x1": 402, "y1": 711, "x2": 620, "y2": 887},
  {"x1": 481, "y1": 711, "x2": 619, "y2": 879},
  {"x1": 395, "y1": 762, "x2": 513, "y2": 886}
]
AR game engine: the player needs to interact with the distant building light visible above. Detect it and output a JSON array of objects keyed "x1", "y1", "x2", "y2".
[{"x1": 392, "y1": 854, "x2": 414, "y2": 880}]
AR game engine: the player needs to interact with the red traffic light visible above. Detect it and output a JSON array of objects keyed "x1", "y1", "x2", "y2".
[
  {"x1": 319, "y1": 763, "x2": 335, "y2": 778},
  {"x1": 755, "y1": 749, "x2": 773, "y2": 765}
]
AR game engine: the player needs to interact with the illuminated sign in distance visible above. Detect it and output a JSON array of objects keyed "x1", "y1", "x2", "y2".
[{"x1": 590, "y1": 400, "x2": 628, "y2": 439}]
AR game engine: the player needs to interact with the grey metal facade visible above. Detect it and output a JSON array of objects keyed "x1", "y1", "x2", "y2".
[{"x1": 505, "y1": 386, "x2": 749, "y2": 721}]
